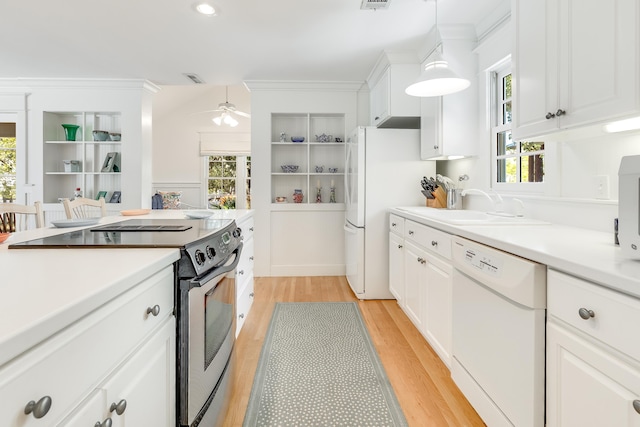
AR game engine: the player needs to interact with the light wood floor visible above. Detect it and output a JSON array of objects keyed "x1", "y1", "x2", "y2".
[{"x1": 223, "y1": 276, "x2": 485, "y2": 427}]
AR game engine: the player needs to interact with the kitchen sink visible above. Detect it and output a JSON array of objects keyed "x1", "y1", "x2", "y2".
[{"x1": 395, "y1": 207, "x2": 550, "y2": 226}]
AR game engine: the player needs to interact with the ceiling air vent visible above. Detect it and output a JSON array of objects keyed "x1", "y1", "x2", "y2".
[
  {"x1": 183, "y1": 73, "x2": 205, "y2": 84},
  {"x1": 360, "y1": 0, "x2": 390, "y2": 10}
]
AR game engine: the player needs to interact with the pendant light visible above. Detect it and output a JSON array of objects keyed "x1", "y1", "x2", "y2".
[{"x1": 405, "y1": 0, "x2": 470, "y2": 97}]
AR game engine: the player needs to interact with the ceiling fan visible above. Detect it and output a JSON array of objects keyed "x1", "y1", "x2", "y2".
[{"x1": 199, "y1": 86, "x2": 250, "y2": 127}]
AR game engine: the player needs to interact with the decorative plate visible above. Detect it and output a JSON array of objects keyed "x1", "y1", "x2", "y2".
[
  {"x1": 185, "y1": 210, "x2": 213, "y2": 219},
  {"x1": 120, "y1": 209, "x2": 151, "y2": 216},
  {"x1": 51, "y1": 218, "x2": 100, "y2": 228}
]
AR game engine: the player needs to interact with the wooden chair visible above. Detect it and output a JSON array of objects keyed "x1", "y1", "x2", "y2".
[
  {"x1": 0, "y1": 201, "x2": 44, "y2": 232},
  {"x1": 63, "y1": 197, "x2": 107, "y2": 219}
]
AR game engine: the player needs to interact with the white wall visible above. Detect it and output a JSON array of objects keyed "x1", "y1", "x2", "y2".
[{"x1": 151, "y1": 84, "x2": 251, "y2": 208}]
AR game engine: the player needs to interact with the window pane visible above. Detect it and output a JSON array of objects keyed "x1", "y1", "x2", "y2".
[
  {"x1": 503, "y1": 74, "x2": 512, "y2": 99},
  {"x1": 0, "y1": 137, "x2": 17, "y2": 202},
  {"x1": 521, "y1": 141, "x2": 544, "y2": 153},
  {"x1": 496, "y1": 130, "x2": 515, "y2": 155},
  {"x1": 521, "y1": 154, "x2": 544, "y2": 183},
  {"x1": 497, "y1": 158, "x2": 518, "y2": 183},
  {"x1": 503, "y1": 101, "x2": 512, "y2": 124}
]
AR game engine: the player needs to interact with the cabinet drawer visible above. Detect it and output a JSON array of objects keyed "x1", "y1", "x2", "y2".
[
  {"x1": 0, "y1": 266, "x2": 173, "y2": 427},
  {"x1": 236, "y1": 276, "x2": 254, "y2": 335},
  {"x1": 405, "y1": 220, "x2": 451, "y2": 260},
  {"x1": 238, "y1": 216, "x2": 254, "y2": 242},
  {"x1": 389, "y1": 214, "x2": 405, "y2": 235},
  {"x1": 548, "y1": 269, "x2": 640, "y2": 362}
]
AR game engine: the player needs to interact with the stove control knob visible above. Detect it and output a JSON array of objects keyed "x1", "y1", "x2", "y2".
[
  {"x1": 194, "y1": 250, "x2": 206, "y2": 266},
  {"x1": 206, "y1": 246, "x2": 216, "y2": 259},
  {"x1": 233, "y1": 228, "x2": 242, "y2": 238}
]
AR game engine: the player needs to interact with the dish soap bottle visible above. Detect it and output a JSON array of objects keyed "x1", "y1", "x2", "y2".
[{"x1": 73, "y1": 187, "x2": 82, "y2": 200}]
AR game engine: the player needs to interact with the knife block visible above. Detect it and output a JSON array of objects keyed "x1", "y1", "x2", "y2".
[{"x1": 426, "y1": 187, "x2": 447, "y2": 208}]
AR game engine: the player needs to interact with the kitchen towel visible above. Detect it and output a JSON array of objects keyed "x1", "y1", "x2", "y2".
[{"x1": 243, "y1": 302, "x2": 408, "y2": 426}]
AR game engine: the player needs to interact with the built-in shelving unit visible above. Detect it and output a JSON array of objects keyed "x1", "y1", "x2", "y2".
[
  {"x1": 43, "y1": 111, "x2": 122, "y2": 204},
  {"x1": 270, "y1": 113, "x2": 345, "y2": 206}
]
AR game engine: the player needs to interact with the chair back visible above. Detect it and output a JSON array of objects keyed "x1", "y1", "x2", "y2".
[
  {"x1": 63, "y1": 197, "x2": 107, "y2": 219},
  {"x1": 0, "y1": 201, "x2": 44, "y2": 232}
]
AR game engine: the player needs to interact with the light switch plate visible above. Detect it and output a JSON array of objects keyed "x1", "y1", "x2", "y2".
[{"x1": 595, "y1": 175, "x2": 610, "y2": 199}]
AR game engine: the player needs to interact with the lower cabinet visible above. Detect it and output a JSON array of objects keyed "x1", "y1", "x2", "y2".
[
  {"x1": 389, "y1": 215, "x2": 453, "y2": 368},
  {"x1": 236, "y1": 213, "x2": 255, "y2": 336},
  {"x1": 0, "y1": 266, "x2": 176, "y2": 427},
  {"x1": 546, "y1": 270, "x2": 640, "y2": 426}
]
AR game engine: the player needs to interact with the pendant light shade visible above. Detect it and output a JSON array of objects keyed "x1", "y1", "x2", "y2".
[
  {"x1": 405, "y1": 0, "x2": 470, "y2": 97},
  {"x1": 405, "y1": 51, "x2": 470, "y2": 97}
]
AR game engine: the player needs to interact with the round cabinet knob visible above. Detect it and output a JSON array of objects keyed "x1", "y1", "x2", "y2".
[
  {"x1": 249, "y1": 292, "x2": 255, "y2": 298},
  {"x1": 408, "y1": 230, "x2": 414, "y2": 235},
  {"x1": 249, "y1": 227, "x2": 254, "y2": 231},
  {"x1": 578, "y1": 307, "x2": 595, "y2": 320},
  {"x1": 397, "y1": 244, "x2": 403, "y2": 249},
  {"x1": 546, "y1": 112, "x2": 556, "y2": 119},
  {"x1": 431, "y1": 240, "x2": 438, "y2": 247},
  {"x1": 556, "y1": 109, "x2": 566, "y2": 117},
  {"x1": 95, "y1": 418, "x2": 113, "y2": 427},
  {"x1": 433, "y1": 145, "x2": 439, "y2": 150},
  {"x1": 146, "y1": 305, "x2": 161, "y2": 317},
  {"x1": 238, "y1": 270, "x2": 244, "y2": 275},
  {"x1": 24, "y1": 396, "x2": 52, "y2": 419},
  {"x1": 633, "y1": 400, "x2": 640, "y2": 414},
  {"x1": 391, "y1": 222, "x2": 397, "y2": 227},
  {"x1": 110, "y1": 399, "x2": 127, "y2": 415},
  {"x1": 249, "y1": 256, "x2": 254, "y2": 261},
  {"x1": 374, "y1": 116, "x2": 380, "y2": 121},
  {"x1": 239, "y1": 313, "x2": 245, "y2": 319}
]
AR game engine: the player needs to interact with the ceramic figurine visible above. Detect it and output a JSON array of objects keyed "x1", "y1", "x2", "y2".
[
  {"x1": 280, "y1": 132, "x2": 286, "y2": 142},
  {"x1": 330, "y1": 186, "x2": 336, "y2": 203},
  {"x1": 293, "y1": 189, "x2": 303, "y2": 203},
  {"x1": 316, "y1": 187, "x2": 322, "y2": 203}
]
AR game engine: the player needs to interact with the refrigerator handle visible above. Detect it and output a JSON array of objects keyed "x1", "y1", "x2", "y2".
[
  {"x1": 344, "y1": 222, "x2": 357, "y2": 234},
  {"x1": 345, "y1": 145, "x2": 353, "y2": 206}
]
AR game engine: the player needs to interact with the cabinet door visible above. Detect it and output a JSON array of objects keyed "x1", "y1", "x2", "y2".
[
  {"x1": 103, "y1": 319, "x2": 175, "y2": 427},
  {"x1": 58, "y1": 390, "x2": 108, "y2": 427},
  {"x1": 370, "y1": 68, "x2": 390, "y2": 126},
  {"x1": 424, "y1": 253, "x2": 452, "y2": 368},
  {"x1": 512, "y1": 0, "x2": 559, "y2": 139},
  {"x1": 547, "y1": 322, "x2": 640, "y2": 427},
  {"x1": 559, "y1": 0, "x2": 639, "y2": 130},
  {"x1": 403, "y1": 241, "x2": 426, "y2": 330},
  {"x1": 388, "y1": 232, "x2": 405, "y2": 306}
]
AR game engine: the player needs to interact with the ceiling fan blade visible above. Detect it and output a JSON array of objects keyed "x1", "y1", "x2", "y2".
[
  {"x1": 191, "y1": 108, "x2": 225, "y2": 115},
  {"x1": 233, "y1": 110, "x2": 251, "y2": 118}
]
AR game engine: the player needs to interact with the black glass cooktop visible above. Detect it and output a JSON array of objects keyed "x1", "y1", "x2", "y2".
[{"x1": 8, "y1": 218, "x2": 233, "y2": 249}]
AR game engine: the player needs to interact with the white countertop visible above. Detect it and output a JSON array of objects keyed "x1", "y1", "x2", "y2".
[
  {"x1": 0, "y1": 209, "x2": 253, "y2": 366},
  {"x1": 390, "y1": 207, "x2": 640, "y2": 299}
]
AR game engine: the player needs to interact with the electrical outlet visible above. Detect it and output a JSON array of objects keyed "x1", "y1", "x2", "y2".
[{"x1": 595, "y1": 175, "x2": 610, "y2": 199}]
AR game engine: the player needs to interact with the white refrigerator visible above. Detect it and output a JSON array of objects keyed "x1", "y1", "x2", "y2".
[{"x1": 344, "y1": 126, "x2": 433, "y2": 299}]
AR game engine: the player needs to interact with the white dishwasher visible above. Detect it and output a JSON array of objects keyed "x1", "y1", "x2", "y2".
[{"x1": 450, "y1": 236, "x2": 546, "y2": 427}]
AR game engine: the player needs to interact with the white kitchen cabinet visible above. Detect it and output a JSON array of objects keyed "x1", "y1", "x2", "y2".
[
  {"x1": 236, "y1": 213, "x2": 255, "y2": 336},
  {"x1": 396, "y1": 217, "x2": 453, "y2": 368},
  {"x1": 271, "y1": 113, "x2": 345, "y2": 206},
  {"x1": 420, "y1": 33, "x2": 478, "y2": 160},
  {"x1": 546, "y1": 269, "x2": 640, "y2": 427},
  {"x1": 368, "y1": 52, "x2": 420, "y2": 129},
  {"x1": 388, "y1": 214, "x2": 405, "y2": 305},
  {"x1": 512, "y1": 0, "x2": 640, "y2": 139},
  {"x1": 0, "y1": 266, "x2": 175, "y2": 427}
]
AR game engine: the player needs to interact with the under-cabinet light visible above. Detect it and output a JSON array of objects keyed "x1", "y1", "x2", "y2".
[{"x1": 603, "y1": 116, "x2": 640, "y2": 133}]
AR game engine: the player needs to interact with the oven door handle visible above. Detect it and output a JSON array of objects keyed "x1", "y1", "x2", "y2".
[{"x1": 188, "y1": 243, "x2": 243, "y2": 290}]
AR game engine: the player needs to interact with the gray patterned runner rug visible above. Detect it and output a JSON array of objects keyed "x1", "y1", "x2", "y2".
[{"x1": 243, "y1": 302, "x2": 408, "y2": 426}]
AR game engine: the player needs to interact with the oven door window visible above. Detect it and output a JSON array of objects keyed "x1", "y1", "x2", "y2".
[{"x1": 204, "y1": 276, "x2": 234, "y2": 369}]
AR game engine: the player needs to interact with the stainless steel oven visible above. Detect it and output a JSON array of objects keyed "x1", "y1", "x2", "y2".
[{"x1": 177, "y1": 242, "x2": 241, "y2": 427}]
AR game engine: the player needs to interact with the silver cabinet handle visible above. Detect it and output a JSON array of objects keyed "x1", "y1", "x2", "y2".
[
  {"x1": 391, "y1": 222, "x2": 397, "y2": 227},
  {"x1": 24, "y1": 396, "x2": 52, "y2": 419},
  {"x1": 546, "y1": 112, "x2": 556, "y2": 119},
  {"x1": 249, "y1": 256, "x2": 254, "y2": 261},
  {"x1": 633, "y1": 400, "x2": 640, "y2": 414},
  {"x1": 238, "y1": 270, "x2": 244, "y2": 275},
  {"x1": 578, "y1": 308, "x2": 595, "y2": 320},
  {"x1": 146, "y1": 305, "x2": 160, "y2": 317},
  {"x1": 433, "y1": 145, "x2": 439, "y2": 150},
  {"x1": 249, "y1": 227, "x2": 254, "y2": 231},
  {"x1": 397, "y1": 244, "x2": 403, "y2": 249},
  {"x1": 95, "y1": 418, "x2": 113, "y2": 427},
  {"x1": 239, "y1": 313, "x2": 245, "y2": 318},
  {"x1": 109, "y1": 399, "x2": 127, "y2": 415},
  {"x1": 555, "y1": 109, "x2": 566, "y2": 117},
  {"x1": 417, "y1": 257, "x2": 426, "y2": 264},
  {"x1": 431, "y1": 240, "x2": 438, "y2": 247},
  {"x1": 249, "y1": 292, "x2": 255, "y2": 297},
  {"x1": 408, "y1": 230, "x2": 414, "y2": 235}
]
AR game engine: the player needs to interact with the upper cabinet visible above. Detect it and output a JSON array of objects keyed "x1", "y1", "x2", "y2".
[
  {"x1": 420, "y1": 27, "x2": 478, "y2": 160},
  {"x1": 512, "y1": 0, "x2": 640, "y2": 140},
  {"x1": 368, "y1": 52, "x2": 421, "y2": 129}
]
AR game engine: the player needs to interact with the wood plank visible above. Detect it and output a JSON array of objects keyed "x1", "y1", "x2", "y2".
[{"x1": 222, "y1": 276, "x2": 485, "y2": 427}]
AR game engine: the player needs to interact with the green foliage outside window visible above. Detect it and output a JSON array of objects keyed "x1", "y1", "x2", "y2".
[{"x1": 0, "y1": 137, "x2": 16, "y2": 202}]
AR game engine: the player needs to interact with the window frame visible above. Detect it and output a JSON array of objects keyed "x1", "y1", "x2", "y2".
[
  {"x1": 205, "y1": 154, "x2": 251, "y2": 209},
  {"x1": 490, "y1": 64, "x2": 546, "y2": 194}
]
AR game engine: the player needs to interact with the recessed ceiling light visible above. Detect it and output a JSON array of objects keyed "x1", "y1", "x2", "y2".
[{"x1": 195, "y1": 3, "x2": 216, "y2": 16}]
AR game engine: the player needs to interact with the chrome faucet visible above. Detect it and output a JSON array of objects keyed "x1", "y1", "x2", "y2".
[{"x1": 460, "y1": 189, "x2": 497, "y2": 212}]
